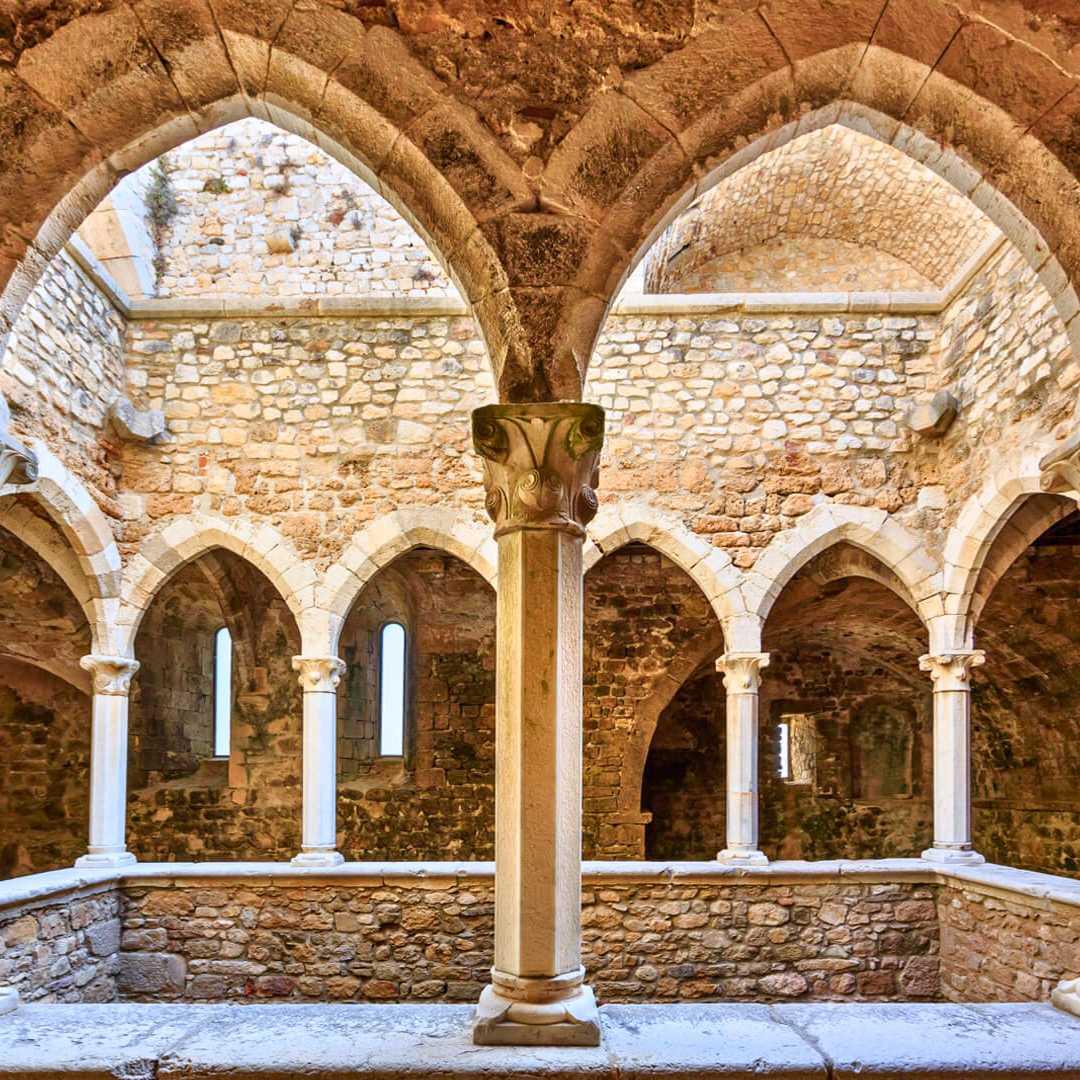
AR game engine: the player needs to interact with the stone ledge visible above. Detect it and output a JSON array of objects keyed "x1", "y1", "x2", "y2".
[
  {"x1": 5, "y1": 858, "x2": 1080, "y2": 915},
  {"x1": 0, "y1": 1002, "x2": 1078, "y2": 1077},
  {"x1": 125, "y1": 294, "x2": 469, "y2": 320}
]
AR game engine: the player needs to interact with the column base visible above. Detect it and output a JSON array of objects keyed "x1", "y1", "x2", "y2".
[
  {"x1": 75, "y1": 850, "x2": 137, "y2": 868},
  {"x1": 0, "y1": 988, "x2": 18, "y2": 1016},
  {"x1": 1052, "y1": 979, "x2": 1080, "y2": 1019},
  {"x1": 717, "y1": 848, "x2": 769, "y2": 866},
  {"x1": 920, "y1": 846, "x2": 985, "y2": 865},
  {"x1": 290, "y1": 849, "x2": 345, "y2": 867},
  {"x1": 473, "y1": 970, "x2": 601, "y2": 1047}
]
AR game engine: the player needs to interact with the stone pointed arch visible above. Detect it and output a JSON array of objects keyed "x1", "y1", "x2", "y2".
[
  {"x1": 553, "y1": 19, "x2": 1080, "y2": 396},
  {"x1": 0, "y1": 7, "x2": 541, "y2": 398},
  {"x1": 118, "y1": 514, "x2": 311, "y2": 657},
  {"x1": 941, "y1": 445, "x2": 1074, "y2": 646},
  {"x1": 746, "y1": 504, "x2": 941, "y2": 631},
  {"x1": 320, "y1": 508, "x2": 498, "y2": 656},
  {"x1": 584, "y1": 503, "x2": 754, "y2": 645},
  {"x1": 0, "y1": 441, "x2": 121, "y2": 652}
]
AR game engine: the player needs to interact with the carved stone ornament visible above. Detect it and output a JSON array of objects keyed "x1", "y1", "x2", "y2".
[
  {"x1": 471, "y1": 403, "x2": 604, "y2": 537},
  {"x1": 919, "y1": 651, "x2": 985, "y2": 692},
  {"x1": 716, "y1": 652, "x2": 770, "y2": 693},
  {"x1": 292, "y1": 656, "x2": 346, "y2": 693},
  {"x1": 0, "y1": 393, "x2": 38, "y2": 486},
  {"x1": 905, "y1": 390, "x2": 959, "y2": 439},
  {"x1": 1040, "y1": 428, "x2": 1080, "y2": 496},
  {"x1": 80, "y1": 654, "x2": 141, "y2": 696}
]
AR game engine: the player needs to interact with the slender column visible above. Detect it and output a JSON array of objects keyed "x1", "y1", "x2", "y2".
[
  {"x1": 75, "y1": 655, "x2": 140, "y2": 868},
  {"x1": 716, "y1": 652, "x2": 770, "y2": 866},
  {"x1": 471, "y1": 402, "x2": 604, "y2": 1047},
  {"x1": 920, "y1": 650, "x2": 986, "y2": 864},
  {"x1": 291, "y1": 656, "x2": 347, "y2": 867}
]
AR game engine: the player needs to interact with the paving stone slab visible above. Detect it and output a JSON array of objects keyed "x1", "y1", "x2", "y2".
[
  {"x1": 601, "y1": 1003, "x2": 826, "y2": 1078},
  {"x1": 773, "y1": 1002, "x2": 1080, "y2": 1078},
  {"x1": 0, "y1": 1004, "x2": 211, "y2": 1079}
]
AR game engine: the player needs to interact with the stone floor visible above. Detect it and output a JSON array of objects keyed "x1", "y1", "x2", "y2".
[{"x1": 1, "y1": 1001, "x2": 1079, "y2": 1078}]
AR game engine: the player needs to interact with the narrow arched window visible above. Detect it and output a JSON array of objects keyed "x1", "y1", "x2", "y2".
[
  {"x1": 379, "y1": 622, "x2": 406, "y2": 757},
  {"x1": 213, "y1": 626, "x2": 232, "y2": 757}
]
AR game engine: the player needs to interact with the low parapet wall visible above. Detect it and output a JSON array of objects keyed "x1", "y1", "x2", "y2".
[{"x1": 1, "y1": 861, "x2": 1077, "y2": 1008}]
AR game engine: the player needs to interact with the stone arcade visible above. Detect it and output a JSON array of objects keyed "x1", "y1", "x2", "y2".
[{"x1": 4, "y1": 2, "x2": 1080, "y2": 1073}]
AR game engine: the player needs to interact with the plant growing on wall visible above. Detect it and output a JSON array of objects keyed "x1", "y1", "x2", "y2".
[
  {"x1": 144, "y1": 155, "x2": 178, "y2": 284},
  {"x1": 202, "y1": 176, "x2": 231, "y2": 195}
]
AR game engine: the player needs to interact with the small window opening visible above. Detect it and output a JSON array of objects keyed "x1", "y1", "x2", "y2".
[
  {"x1": 213, "y1": 626, "x2": 232, "y2": 757},
  {"x1": 379, "y1": 622, "x2": 406, "y2": 757},
  {"x1": 778, "y1": 713, "x2": 815, "y2": 785}
]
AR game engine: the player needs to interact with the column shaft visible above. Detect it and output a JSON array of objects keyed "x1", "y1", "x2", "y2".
[
  {"x1": 717, "y1": 653, "x2": 769, "y2": 866},
  {"x1": 471, "y1": 402, "x2": 604, "y2": 1047},
  {"x1": 920, "y1": 651, "x2": 985, "y2": 865},
  {"x1": 292, "y1": 657, "x2": 346, "y2": 867},
  {"x1": 76, "y1": 655, "x2": 139, "y2": 868}
]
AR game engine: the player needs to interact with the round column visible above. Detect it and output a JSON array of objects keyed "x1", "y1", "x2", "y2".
[
  {"x1": 920, "y1": 650, "x2": 986, "y2": 865},
  {"x1": 291, "y1": 656, "x2": 347, "y2": 867},
  {"x1": 75, "y1": 655, "x2": 140, "y2": 868},
  {"x1": 716, "y1": 652, "x2": 770, "y2": 866},
  {"x1": 471, "y1": 402, "x2": 604, "y2": 1047}
]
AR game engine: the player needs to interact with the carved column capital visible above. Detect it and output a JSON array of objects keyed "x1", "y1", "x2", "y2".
[
  {"x1": 1040, "y1": 430, "x2": 1080, "y2": 498},
  {"x1": 919, "y1": 651, "x2": 985, "y2": 692},
  {"x1": 471, "y1": 403, "x2": 604, "y2": 538},
  {"x1": 292, "y1": 656, "x2": 346, "y2": 693},
  {"x1": 716, "y1": 652, "x2": 770, "y2": 693},
  {"x1": 0, "y1": 394, "x2": 37, "y2": 486},
  {"x1": 80, "y1": 655, "x2": 140, "y2": 696}
]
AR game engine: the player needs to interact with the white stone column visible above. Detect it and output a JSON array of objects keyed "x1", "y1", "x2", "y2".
[
  {"x1": 716, "y1": 652, "x2": 770, "y2": 866},
  {"x1": 75, "y1": 655, "x2": 140, "y2": 868},
  {"x1": 920, "y1": 650, "x2": 986, "y2": 865},
  {"x1": 291, "y1": 656, "x2": 347, "y2": 867},
  {"x1": 471, "y1": 402, "x2": 604, "y2": 1047}
]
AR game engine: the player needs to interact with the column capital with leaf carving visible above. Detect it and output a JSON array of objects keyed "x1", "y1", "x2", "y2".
[
  {"x1": 80, "y1": 655, "x2": 140, "y2": 697},
  {"x1": 716, "y1": 652, "x2": 771, "y2": 693},
  {"x1": 1040, "y1": 430, "x2": 1080, "y2": 498},
  {"x1": 471, "y1": 403, "x2": 604, "y2": 539},
  {"x1": 292, "y1": 656, "x2": 346, "y2": 693},
  {"x1": 919, "y1": 650, "x2": 985, "y2": 692}
]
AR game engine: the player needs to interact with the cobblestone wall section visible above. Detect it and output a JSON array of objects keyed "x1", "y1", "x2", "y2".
[
  {"x1": 117, "y1": 876, "x2": 939, "y2": 1004},
  {"x1": 144, "y1": 119, "x2": 455, "y2": 299},
  {"x1": 1, "y1": 251, "x2": 126, "y2": 511},
  {"x1": 645, "y1": 125, "x2": 996, "y2": 294},
  {"x1": 938, "y1": 880, "x2": 1080, "y2": 1003},
  {"x1": 0, "y1": 888, "x2": 120, "y2": 1003}
]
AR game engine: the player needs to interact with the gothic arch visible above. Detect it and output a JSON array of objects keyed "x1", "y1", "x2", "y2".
[
  {"x1": 0, "y1": 10, "x2": 532, "y2": 397},
  {"x1": 554, "y1": 26, "x2": 1080, "y2": 397},
  {"x1": 322, "y1": 508, "x2": 497, "y2": 655},
  {"x1": 0, "y1": 442, "x2": 121, "y2": 652},
  {"x1": 118, "y1": 514, "x2": 309, "y2": 657},
  {"x1": 584, "y1": 503, "x2": 748, "y2": 631},
  {"x1": 745, "y1": 504, "x2": 939, "y2": 629},
  {"x1": 941, "y1": 446, "x2": 1071, "y2": 644}
]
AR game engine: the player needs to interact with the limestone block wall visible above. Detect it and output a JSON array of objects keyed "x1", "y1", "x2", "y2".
[
  {"x1": 0, "y1": 250, "x2": 126, "y2": 509},
  {"x1": 120, "y1": 314, "x2": 492, "y2": 560},
  {"x1": 586, "y1": 311, "x2": 931, "y2": 564},
  {"x1": 144, "y1": 119, "x2": 454, "y2": 300},
  {"x1": 0, "y1": 885, "x2": 120, "y2": 1003}
]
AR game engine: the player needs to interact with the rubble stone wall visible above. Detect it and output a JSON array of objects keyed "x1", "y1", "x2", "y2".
[
  {"x1": 0, "y1": 886, "x2": 120, "y2": 1003},
  {"x1": 115, "y1": 873, "x2": 941, "y2": 1004},
  {"x1": 1, "y1": 251, "x2": 126, "y2": 513}
]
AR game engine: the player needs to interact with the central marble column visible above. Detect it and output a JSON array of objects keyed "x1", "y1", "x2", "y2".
[
  {"x1": 920, "y1": 650, "x2": 986, "y2": 864},
  {"x1": 471, "y1": 402, "x2": 604, "y2": 1047},
  {"x1": 291, "y1": 656, "x2": 347, "y2": 866},
  {"x1": 716, "y1": 652, "x2": 770, "y2": 865},
  {"x1": 75, "y1": 655, "x2": 140, "y2": 868}
]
